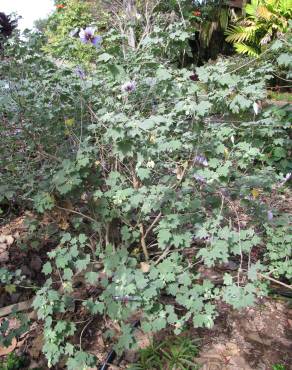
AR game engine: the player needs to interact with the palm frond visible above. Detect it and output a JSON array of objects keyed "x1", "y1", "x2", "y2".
[
  {"x1": 227, "y1": 0, "x2": 290, "y2": 56},
  {"x1": 280, "y1": 0, "x2": 292, "y2": 16},
  {"x1": 240, "y1": 19, "x2": 256, "y2": 26},
  {"x1": 225, "y1": 25, "x2": 259, "y2": 43},
  {"x1": 245, "y1": 0, "x2": 260, "y2": 17},
  {"x1": 256, "y1": 5, "x2": 273, "y2": 20},
  {"x1": 267, "y1": 0, "x2": 292, "y2": 16},
  {"x1": 234, "y1": 43, "x2": 260, "y2": 57}
]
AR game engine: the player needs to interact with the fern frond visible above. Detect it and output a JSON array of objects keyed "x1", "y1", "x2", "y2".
[
  {"x1": 246, "y1": 0, "x2": 260, "y2": 17},
  {"x1": 234, "y1": 43, "x2": 260, "y2": 57},
  {"x1": 225, "y1": 25, "x2": 258, "y2": 43},
  {"x1": 240, "y1": 19, "x2": 255, "y2": 26},
  {"x1": 267, "y1": 0, "x2": 292, "y2": 16},
  {"x1": 279, "y1": 0, "x2": 292, "y2": 16},
  {"x1": 256, "y1": 5, "x2": 273, "y2": 20}
]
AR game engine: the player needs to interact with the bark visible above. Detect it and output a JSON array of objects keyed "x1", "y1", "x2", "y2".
[{"x1": 123, "y1": 0, "x2": 137, "y2": 49}]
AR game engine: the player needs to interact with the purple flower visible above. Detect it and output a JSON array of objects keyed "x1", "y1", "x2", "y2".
[
  {"x1": 193, "y1": 173, "x2": 206, "y2": 183},
  {"x1": 75, "y1": 67, "x2": 86, "y2": 79},
  {"x1": 267, "y1": 210, "x2": 273, "y2": 221},
  {"x1": 194, "y1": 155, "x2": 208, "y2": 167},
  {"x1": 79, "y1": 27, "x2": 102, "y2": 47},
  {"x1": 121, "y1": 81, "x2": 136, "y2": 93}
]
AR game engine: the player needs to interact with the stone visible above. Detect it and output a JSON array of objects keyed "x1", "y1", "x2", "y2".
[{"x1": 30, "y1": 256, "x2": 42, "y2": 272}]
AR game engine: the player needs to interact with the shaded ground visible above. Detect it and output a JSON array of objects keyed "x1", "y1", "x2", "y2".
[
  {"x1": 0, "y1": 215, "x2": 291, "y2": 369},
  {"x1": 194, "y1": 299, "x2": 292, "y2": 370}
]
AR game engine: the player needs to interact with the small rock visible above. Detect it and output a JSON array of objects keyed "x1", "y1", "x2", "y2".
[
  {"x1": 10, "y1": 293, "x2": 21, "y2": 304},
  {"x1": 0, "y1": 249, "x2": 9, "y2": 263},
  {"x1": 5, "y1": 235, "x2": 14, "y2": 245},
  {"x1": 229, "y1": 355, "x2": 253, "y2": 369},
  {"x1": 225, "y1": 261, "x2": 238, "y2": 271},
  {"x1": 21, "y1": 265, "x2": 32, "y2": 277},
  {"x1": 96, "y1": 335, "x2": 105, "y2": 347},
  {"x1": 124, "y1": 349, "x2": 139, "y2": 363},
  {"x1": 30, "y1": 256, "x2": 42, "y2": 272}
]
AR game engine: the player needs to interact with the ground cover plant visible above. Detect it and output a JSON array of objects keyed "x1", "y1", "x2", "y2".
[{"x1": 0, "y1": 0, "x2": 291, "y2": 368}]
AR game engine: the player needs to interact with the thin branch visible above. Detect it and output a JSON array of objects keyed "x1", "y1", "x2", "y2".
[
  {"x1": 139, "y1": 223, "x2": 150, "y2": 261},
  {"x1": 229, "y1": 45, "x2": 273, "y2": 74},
  {"x1": 55, "y1": 206, "x2": 97, "y2": 223},
  {"x1": 154, "y1": 245, "x2": 171, "y2": 265},
  {"x1": 259, "y1": 273, "x2": 292, "y2": 291},
  {"x1": 272, "y1": 72, "x2": 292, "y2": 82},
  {"x1": 176, "y1": 0, "x2": 186, "y2": 27},
  {"x1": 79, "y1": 317, "x2": 94, "y2": 350},
  {"x1": 144, "y1": 211, "x2": 162, "y2": 239}
]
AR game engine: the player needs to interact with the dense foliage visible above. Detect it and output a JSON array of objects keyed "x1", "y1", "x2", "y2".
[
  {"x1": 0, "y1": 1, "x2": 291, "y2": 368},
  {"x1": 226, "y1": 0, "x2": 292, "y2": 56}
]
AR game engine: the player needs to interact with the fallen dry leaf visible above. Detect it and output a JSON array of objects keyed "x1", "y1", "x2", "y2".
[
  {"x1": 0, "y1": 338, "x2": 17, "y2": 356},
  {"x1": 28, "y1": 333, "x2": 43, "y2": 359},
  {"x1": 0, "y1": 245, "x2": 9, "y2": 263},
  {"x1": 140, "y1": 262, "x2": 150, "y2": 273}
]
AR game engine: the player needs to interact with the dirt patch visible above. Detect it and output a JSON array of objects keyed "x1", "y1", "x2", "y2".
[{"x1": 195, "y1": 298, "x2": 292, "y2": 370}]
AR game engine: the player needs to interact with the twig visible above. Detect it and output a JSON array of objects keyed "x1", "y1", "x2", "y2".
[
  {"x1": 55, "y1": 205, "x2": 97, "y2": 223},
  {"x1": 154, "y1": 246, "x2": 171, "y2": 266},
  {"x1": 144, "y1": 212, "x2": 162, "y2": 240},
  {"x1": 79, "y1": 317, "x2": 94, "y2": 350},
  {"x1": 272, "y1": 73, "x2": 292, "y2": 82},
  {"x1": 176, "y1": 0, "x2": 186, "y2": 27},
  {"x1": 0, "y1": 299, "x2": 33, "y2": 318},
  {"x1": 230, "y1": 47, "x2": 270, "y2": 74},
  {"x1": 36, "y1": 150, "x2": 62, "y2": 163},
  {"x1": 259, "y1": 273, "x2": 292, "y2": 291},
  {"x1": 139, "y1": 223, "x2": 150, "y2": 261}
]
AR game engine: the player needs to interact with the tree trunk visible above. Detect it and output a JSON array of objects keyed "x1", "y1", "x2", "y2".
[{"x1": 123, "y1": 0, "x2": 137, "y2": 49}]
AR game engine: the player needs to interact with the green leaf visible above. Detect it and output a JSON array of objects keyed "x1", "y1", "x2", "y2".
[
  {"x1": 136, "y1": 168, "x2": 151, "y2": 180},
  {"x1": 152, "y1": 316, "x2": 167, "y2": 331},
  {"x1": 156, "y1": 67, "x2": 172, "y2": 81},
  {"x1": 138, "y1": 115, "x2": 168, "y2": 130},
  {"x1": 157, "y1": 229, "x2": 172, "y2": 249},
  {"x1": 78, "y1": 234, "x2": 87, "y2": 244},
  {"x1": 194, "y1": 101, "x2": 212, "y2": 116},
  {"x1": 97, "y1": 53, "x2": 114, "y2": 62},
  {"x1": 75, "y1": 254, "x2": 90, "y2": 272},
  {"x1": 277, "y1": 53, "x2": 292, "y2": 67},
  {"x1": 63, "y1": 268, "x2": 73, "y2": 281},
  {"x1": 43, "y1": 262, "x2": 52, "y2": 275},
  {"x1": 223, "y1": 273, "x2": 233, "y2": 285},
  {"x1": 85, "y1": 271, "x2": 99, "y2": 285}
]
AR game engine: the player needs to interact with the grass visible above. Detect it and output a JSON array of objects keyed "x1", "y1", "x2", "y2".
[
  {"x1": 129, "y1": 336, "x2": 200, "y2": 370},
  {"x1": 268, "y1": 91, "x2": 292, "y2": 103}
]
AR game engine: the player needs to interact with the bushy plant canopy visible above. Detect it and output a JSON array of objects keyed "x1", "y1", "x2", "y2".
[{"x1": 0, "y1": 3, "x2": 291, "y2": 368}]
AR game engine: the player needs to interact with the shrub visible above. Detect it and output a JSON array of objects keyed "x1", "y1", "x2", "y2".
[{"x1": 0, "y1": 16, "x2": 291, "y2": 369}]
